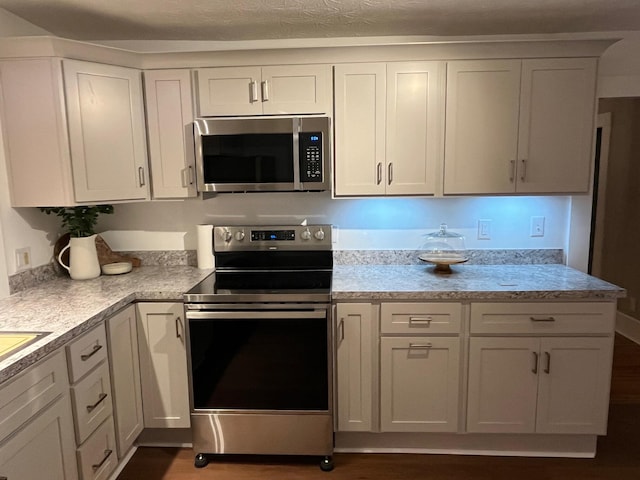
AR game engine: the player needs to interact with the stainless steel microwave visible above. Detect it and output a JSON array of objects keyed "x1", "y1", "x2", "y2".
[{"x1": 194, "y1": 116, "x2": 331, "y2": 193}]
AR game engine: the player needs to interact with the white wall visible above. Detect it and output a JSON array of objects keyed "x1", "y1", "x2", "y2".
[
  {"x1": 97, "y1": 194, "x2": 570, "y2": 252},
  {"x1": 0, "y1": 8, "x2": 49, "y2": 37}
]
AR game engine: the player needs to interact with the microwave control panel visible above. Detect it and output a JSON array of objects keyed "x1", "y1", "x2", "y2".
[{"x1": 299, "y1": 132, "x2": 323, "y2": 182}]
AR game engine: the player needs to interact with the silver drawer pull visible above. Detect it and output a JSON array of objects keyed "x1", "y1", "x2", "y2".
[
  {"x1": 80, "y1": 344, "x2": 103, "y2": 361},
  {"x1": 409, "y1": 316, "x2": 432, "y2": 325},
  {"x1": 86, "y1": 393, "x2": 108, "y2": 413},
  {"x1": 92, "y1": 449, "x2": 113, "y2": 472},
  {"x1": 409, "y1": 343, "x2": 432, "y2": 349},
  {"x1": 529, "y1": 316, "x2": 556, "y2": 322}
]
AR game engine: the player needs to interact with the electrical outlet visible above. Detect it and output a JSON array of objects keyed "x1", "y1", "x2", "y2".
[
  {"x1": 15, "y1": 247, "x2": 31, "y2": 271},
  {"x1": 331, "y1": 225, "x2": 339, "y2": 244},
  {"x1": 477, "y1": 219, "x2": 491, "y2": 240},
  {"x1": 530, "y1": 216, "x2": 545, "y2": 237}
]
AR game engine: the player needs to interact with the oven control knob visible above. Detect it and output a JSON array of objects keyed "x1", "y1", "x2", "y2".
[
  {"x1": 300, "y1": 228, "x2": 312, "y2": 240},
  {"x1": 314, "y1": 228, "x2": 325, "y2": 241},
  {"x1": 223, "y1": 229, "x2": 233, "y2": 242},
  {"x1": 235, "y1": 231, "x2": 245, "y2": 241}
]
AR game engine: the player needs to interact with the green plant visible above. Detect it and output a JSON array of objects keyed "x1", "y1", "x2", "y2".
[{"x1": 39, "y1": 205, "x2": 114, "y2": 237}]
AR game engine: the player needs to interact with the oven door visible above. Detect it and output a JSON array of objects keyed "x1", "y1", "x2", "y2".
[
  {"x1": 187, "y1": 306, "x2": 330, "y2": 412},
  {"x1": 184, "y1": 304, "x2": 333, "y2": 455}
]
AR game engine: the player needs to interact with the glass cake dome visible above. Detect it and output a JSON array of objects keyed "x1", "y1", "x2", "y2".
[{"x1": 419, "y1": 223, "x2": 468, "y2": 273}]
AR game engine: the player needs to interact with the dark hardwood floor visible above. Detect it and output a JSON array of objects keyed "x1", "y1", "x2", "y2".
[{"x1": 118, "y1": 333, "x2": 640, "y2": 480}]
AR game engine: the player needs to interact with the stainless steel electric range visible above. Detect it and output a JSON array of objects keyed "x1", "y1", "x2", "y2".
[{"x1": 183, "y1": 224, "x2": 334, "y2": 471}]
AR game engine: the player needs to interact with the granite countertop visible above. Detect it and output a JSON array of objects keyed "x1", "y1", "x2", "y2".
[
  {"x1": 0, "y1": 266, "x2": 212, "y2": 386},
  {"x1": 0, "y1": 262, "x2": 625, "y2": 387},
  {"x1": 332, "y1": 264, "x2": 626, "y2": 300}
]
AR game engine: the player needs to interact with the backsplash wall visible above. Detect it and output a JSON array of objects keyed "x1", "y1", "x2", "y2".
[{"x1": 97, "y1": 193, "x2": 570, "y2": 252}]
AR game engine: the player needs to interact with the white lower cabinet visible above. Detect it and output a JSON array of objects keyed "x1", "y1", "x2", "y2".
[
  {"x1": 66, "y1": 324, "x2": 118, "y2": 480},
  {"x1": 467, "y1": 302, "x2": 614, "y2": 435},
  {"x1": 380, "y1": 336, "x2": 460, "y2": 432},
  {"x1": 335, "y1": 303, "x2": 374, "y2": 432},
  {"x1": 0, "y1": 352, "x2": 78, "y2": 480},
  {"x1": 106, "y1": 304, "x2": 144, "y2": 458},
  {"x1": 335, "y1": 302, "x2": 462, "y2": 434},
  {"x1": 136, "y1": 302, "x2": 190, "y2": 428}
]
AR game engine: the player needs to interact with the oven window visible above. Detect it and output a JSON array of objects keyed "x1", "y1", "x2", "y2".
[
  {"x1": 189, "y1": 316, "x2": 328, "y2": 411},
  {"x1": 201, "y1": 133, "x2": 294, "y2": 184}
]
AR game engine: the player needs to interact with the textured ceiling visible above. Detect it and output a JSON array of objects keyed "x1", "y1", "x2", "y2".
[{"x1": 0, "y1": 0, "x2": 639, "y2": 41}]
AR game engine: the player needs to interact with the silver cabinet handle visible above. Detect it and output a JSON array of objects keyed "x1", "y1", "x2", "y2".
[
  {"x1": 138, "y1": 166, "x2": 146, "y2": 187},
  {"x1": 249, "y1": 80, "x2": 258, "y2": 103},
  {"x1": 92, "y1": 449, "x2": 113, "y2": 472},
  {"x1": 544, "y1": 352, "x2": 551, "y2": 374},
  {"x1": 388, "y1": 163, "x2": 393, "y2": 185},
  {"x1": 509, "y1": 160, "x2": 516, "y2": 182},
  {"x1": 261, "y1": 80, "x2": 269, "y2": 102},
  {"x1": 409, "y1": 316, "x2": 432, "y2": 325},
  {"x1": 80, "y1": 344, "x2": 102, "y2": 361},
  {"x1": 532, "y1": 351, "x2": 539, "y2": 374},
  {"x1": 409, "y1": 343, "x2": 433, "y2": 349},
  {"x1": 86, "y1": 393, "x2": 108, "y2": 413},
  {"x1": 377, "y1": 162, "x2": 382, "y2": 185},
  {"x1": 339, "y1": 319, "x2": 345, "y2": 342},
  {"x1": 530, "y1": 316, "x2": 556, "y2": 322},
  {"x1": 175, "y1": 316, "x2": 182, "y2": 339},
  {"x1": 188, "y1": 165, "x2": 194, "y2": 185},
  {"x1": 520, "y1": 159, "x2": 527, "y2": 182}
]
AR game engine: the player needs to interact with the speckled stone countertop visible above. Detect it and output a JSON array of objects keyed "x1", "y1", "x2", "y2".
[
  {"x1": 0, "y1": 266, "x2": 212, "y2": 387},
  {"x1": 332, "y1": 264, "x2": 625, "y2": 301}
]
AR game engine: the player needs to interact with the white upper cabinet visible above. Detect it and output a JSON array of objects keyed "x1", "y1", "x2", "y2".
[
  {"x1": 334, "y1": 61, "x2": 444, "y2": 196},
  {"x1": 196, "y1": 64, "x2": 331, "y2": 116},
  {"x1": 444, "y1": 58, "x2": 597, "y2": 195},
  {"x1": 143, "y1": 69, "x2": 197, "y2": 199},
  {"x1": 334, "y1": 63, "x2": 387, "y2": 196},
  {"x1": 0, "y1": 58, "x2": 149, "y2": 206},
  {"x1": 516, "y1": 58, "x2": 597, "y2": 193},
  {"x1": 64, "y1": 60, "x2": 149, "y2": 203}
]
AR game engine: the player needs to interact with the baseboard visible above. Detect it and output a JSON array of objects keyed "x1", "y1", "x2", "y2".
[
  {"x1": 615, "y1": 311, "x2": 640, "y2": 345},
  {"x1": 107, "y1": 446, "x2": 137, "y2": 480}
]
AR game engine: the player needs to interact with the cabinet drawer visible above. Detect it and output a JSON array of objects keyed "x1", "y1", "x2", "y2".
[
  {"x1": 76, "y1": 417, "x2": 117, "y2": 480},
  {"x1": 71, "y1": 361, "x2": 113, "y2": 445},
  {"x1": 470, "y1": 302, "x2": 616, "y2": 335},
  {"x1": 67, "y1": 325, "x2": 108, "y2": 383},
  {"x1": 0, "y1": 350, "x2": 68, "y2": 441},
  {"x1": 381, "y1": 303, "x2": 462, "y2": 334}
]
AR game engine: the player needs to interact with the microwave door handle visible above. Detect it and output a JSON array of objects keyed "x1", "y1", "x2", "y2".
[{"x1": 292, "y1": 117, "x2": 302, "y2": 190}]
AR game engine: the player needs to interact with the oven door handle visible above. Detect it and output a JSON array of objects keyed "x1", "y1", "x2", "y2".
[{"x1": 186, "y1": 310, "x2": 327, "y2": 320}]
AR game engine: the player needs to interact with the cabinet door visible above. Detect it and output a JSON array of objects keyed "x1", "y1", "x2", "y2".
[
  {"x1": 444, "y1": 60, "x2": 521, "y2": 194},
  {"x1": 63, "y1": 59, "x2": 149, "y2": 202},
  {"x1": 136, "y1": 302, "x2": 190, "y2": 428},
  {"x1": 536, "y1": 337, "x2": 613, "y2": 434},
  {"x1": 386, "y1": 61, "x2": 444, "y2": 195},
  {"x1": 334, "y1": 63, "x2": 386, "y2": 195},
  {"x1": 335, "y1": 303, "x2": 374, "y2": 432},
  {"x1": 380, "y1": 336, "x2": 460, "y2": 432},
  {"x1": 106, "y1": 305, "x2": 143, "y2": 457},
  {"x1": 516, "y1": 58, "x2": 597, "y2": 193},
  {"x1": 261, "y1": 65, "x2": 331, "y2": 115},
  {"x1": 0, "y1": 58, "x2": 75, "y2": 206},
  {"x1": 467, "y1": 337, "x2": 539, "y2": 433},
  {"x1": 0, "y1": 396, "x2": 78, "y2": 480},
  {"x1": 196, "y1": 66, "x2": 262, "y2": 116},
  {"x1": 144, "y1": 69, "x2": 197, "y2": 199}
]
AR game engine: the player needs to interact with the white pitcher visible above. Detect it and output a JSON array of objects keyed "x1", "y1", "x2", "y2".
[{"x1": 57, "y1": 234, "x2": 101, "y2": 280}]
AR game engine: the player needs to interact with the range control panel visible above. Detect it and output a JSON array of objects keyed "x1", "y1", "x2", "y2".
[{"x1": 214, "y1": 225, "x2": 332, "y2": 251}]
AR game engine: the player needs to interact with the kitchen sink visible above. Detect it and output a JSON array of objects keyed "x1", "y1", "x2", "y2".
[{"x1": 0, "y1": 332, "x2": 50, "y2": 362}]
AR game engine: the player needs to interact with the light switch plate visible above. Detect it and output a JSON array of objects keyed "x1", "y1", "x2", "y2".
[{"x1": 530, "y1": 216, "x2": 545, "y2": 237}]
